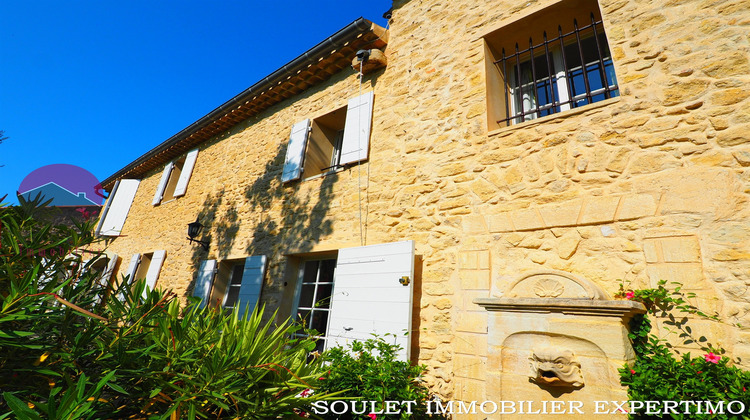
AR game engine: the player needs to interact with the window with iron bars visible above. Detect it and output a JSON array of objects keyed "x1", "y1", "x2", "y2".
[{"x1": 492, "y1": 13, "x2": 619, "y2": 127}]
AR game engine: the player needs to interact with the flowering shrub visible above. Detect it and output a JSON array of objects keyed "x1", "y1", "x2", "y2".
[
  {"x1": 315, "y1": 335, "x2": 435, "y2": 419},
  {"x1": 618, "y1": 280, "x2": 750, "y2": 419}
]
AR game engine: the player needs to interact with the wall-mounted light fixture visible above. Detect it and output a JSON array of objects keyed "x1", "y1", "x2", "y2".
[{"x1": 187, "y1": 217, "x2": 210, "y2": 251}]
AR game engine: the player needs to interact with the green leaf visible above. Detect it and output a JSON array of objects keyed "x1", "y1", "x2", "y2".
[
  {"x1": 2, "y1": 392, "x2": 44, "y2": 420},
  {"x1": 106, "y1": 381, "x2": 128, "y2": 395}
]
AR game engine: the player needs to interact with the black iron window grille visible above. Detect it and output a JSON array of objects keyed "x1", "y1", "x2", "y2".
[{"x1": 495, "y1": 13, "x2": 619, "y2": 126}]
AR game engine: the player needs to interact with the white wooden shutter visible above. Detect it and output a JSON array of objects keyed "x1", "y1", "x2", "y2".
[
  {"x1": 98, "y1": 253, "x2": 118, "y2": 288},
  {"x1": 143, "y1": 250, "x2": 166, "y2": 298},
  {"x1": 98, "y1": 179, "x2": 140, "y2": 236},
  {"x1": 326, "y1": 240, "x2": 414, "y2": 361},
  {"x1": 95, "y1": 181, "x2": 117, "y2": 236},
  {"x1": 281, "y1": 119, "x2": 310, "y2": 183},
  {"x1": 120, "y1": 253, "x2": 141, "y2": 301},
  {"x1": 194, "y1": 259, "x2": 217, "y2": 308},
  {"x1": 125, "y1": 254, "x2": 141, "y2": 281},
  {"x1": 339, "y1": 91, "x2": 374, "y2": 166},
  {"x1": 93, "y1": 253, "x2": 118, "y2": 304},
  {"x1": 235, "y1": 255, "x2": 267, "y2": 318},
  {"x1": 173, "y1": 149, "x2": 199, "y2": 197},
  {"x1": 152, "y1": 162, "x2": 174, "y2": 205}
]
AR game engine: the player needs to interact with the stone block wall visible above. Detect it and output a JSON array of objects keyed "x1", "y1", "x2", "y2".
[{"x1": 101, "y1": 0, "x2": 750, "y2": 410}]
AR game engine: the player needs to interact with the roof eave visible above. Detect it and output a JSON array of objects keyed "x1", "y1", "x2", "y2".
[{"x1": 101, "y1": 17, "x2": 387, "y2": 190}]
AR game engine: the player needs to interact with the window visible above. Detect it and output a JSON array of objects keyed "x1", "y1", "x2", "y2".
[
  {"x1": 87, "y1": 252, "x2": 119, "y2": 303},
  {"x1": 484, "y1": 0, "x2": 618, "y2": 129},
  {"x1": 152, "y1": 148, "x2": 199, "y2": 205},
  {"x1": 281, "y1": 91, "x2": 374, "y2": 183},
  {"x1": 200, "y1": 256, "x2": 267, "y2": 316},
  {"x1": 222, "y1": 262, "x2": 246, "y2": 309},
  {"x1": 96, "y1": 179, "x2": 140, "y2": 236},
  {"x1": 122, "y1": 250, "x2": 166, "y2": 299},
  {"x1": 303, "y1": 109, "x2": 347, "y2": 179},
  {"x1": 86, "y1": 252, "x2": 119, "y2": 291},
  {"x1": 288, "y1": 240, "x2": 415, "y2": 361},
  {"x1": 293, "y1": 259, "x2": 337, "y2": 353}
]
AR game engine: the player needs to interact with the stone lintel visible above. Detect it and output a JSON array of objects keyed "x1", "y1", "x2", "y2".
[{"x1": 474, "y1": 297, "x2": 646, "y2": 318}]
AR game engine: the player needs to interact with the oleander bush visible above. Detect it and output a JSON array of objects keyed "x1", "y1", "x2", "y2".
[
  {"x1": 0, "y1": 195, "x2": 331, "y2": 419},
  {"x1": 618, "y1": 281, "x2": 750, "y2": 419}
]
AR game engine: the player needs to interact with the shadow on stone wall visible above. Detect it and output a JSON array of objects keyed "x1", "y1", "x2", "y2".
[
  {"x1": 185, "y1": 141, "x2": 337, "y2": 296},
  {"x1": 241, "y1": 148, "x2": 337, "y2": 258}
]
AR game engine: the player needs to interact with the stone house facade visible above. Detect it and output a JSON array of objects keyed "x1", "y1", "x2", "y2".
[{"x1": 96, "y1": 0, "x2": 750, "y2": 416}]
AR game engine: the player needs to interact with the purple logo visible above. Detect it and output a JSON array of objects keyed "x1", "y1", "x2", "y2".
[
  {"x1": 1, "y1": 164, "x2": 104, "y2": 257},
  {"x1": 18, "y1": 164, "x2": 105, "y2": 206}
]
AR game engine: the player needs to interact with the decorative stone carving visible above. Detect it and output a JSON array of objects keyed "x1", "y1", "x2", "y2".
[
  {"x1": 504, "y1": 270, "x2": 609, "y2": 299},
  {"x1": 529, "y1": 347, "x2": 584, "y2": 388},
  {"x1": 533, "y1": 278, "x2": 564, "y2": 298}
]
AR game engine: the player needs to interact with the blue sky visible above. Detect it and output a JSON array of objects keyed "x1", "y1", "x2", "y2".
[{"x1": 1, "y1": 0, "x2": 391, "y2": 204}]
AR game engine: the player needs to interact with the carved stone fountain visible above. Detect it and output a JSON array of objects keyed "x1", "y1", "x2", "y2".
[{"x1": 474, "y1": 271, "x2": 645, "y2": 418}]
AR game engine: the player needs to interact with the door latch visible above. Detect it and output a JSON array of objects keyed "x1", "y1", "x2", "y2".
[{"x1": 399, "y1": 276, "x2": 410, "y2": 286}]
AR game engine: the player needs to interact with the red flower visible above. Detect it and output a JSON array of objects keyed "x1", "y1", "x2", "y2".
[
  {"x1": 300, "y1": 388, "x2": 312, "y2": 397},
  {"x1": 697, "y1": 371, "x2": 702, "y2": 374},
  {"x1": 625, "y1": 291, "x2": 635, "y2": 300},
  {"x1": 368, "y1": 414, "x2": 377, "y2": 420},
  {"x1": 630, "y1": 369, "x2": 636, "y2": 374},
  {"x1": 704, "y1": 352, "x2": 721, "y2": 364}
]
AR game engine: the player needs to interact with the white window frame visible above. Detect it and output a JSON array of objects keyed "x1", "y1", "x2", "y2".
[
  {"x1": 291, "y1": 257, "x2": 337, "y2": 353},
  {"x1": 508, "y1": 48, "x2": 570, "y2": 124},
  {"x1": 221, "y1": 260, "x2": 247, "y2": 309}
]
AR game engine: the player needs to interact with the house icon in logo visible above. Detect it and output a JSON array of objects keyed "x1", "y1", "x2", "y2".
[{"x1": 19, "y1": 182, "x2": 99, "y2": 206}]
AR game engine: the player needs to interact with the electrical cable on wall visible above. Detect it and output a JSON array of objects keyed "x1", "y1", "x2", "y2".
[{"x1": 356, "y1": 57, "x2": 365, "y2": 247}]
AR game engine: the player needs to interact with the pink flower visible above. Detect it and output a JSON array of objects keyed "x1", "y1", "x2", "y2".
[
  {"x1": 368, "y1": 414, "x2": 377, "y2": 420},
  {"x1": 625, "y1": 291, "x2": 635, "y2": 300},
  {"x1": 300, "y1": 389, "x2": 312, "y2": 397},
  {"x1": 704, "y1": 352, "x2": 721, "y2": 364},
  {"x1": 75, "y1": 207, "x2": 92, "y2": 219}
]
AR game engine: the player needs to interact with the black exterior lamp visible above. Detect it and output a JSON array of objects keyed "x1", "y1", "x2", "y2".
[{"x1": 187, "y1": 218, "x2": 210, "y2": 251}]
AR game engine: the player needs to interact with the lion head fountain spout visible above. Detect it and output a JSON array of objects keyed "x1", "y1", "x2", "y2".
[{"x1": 529, "y1": 348, "x2": 584, "y2": 388}]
